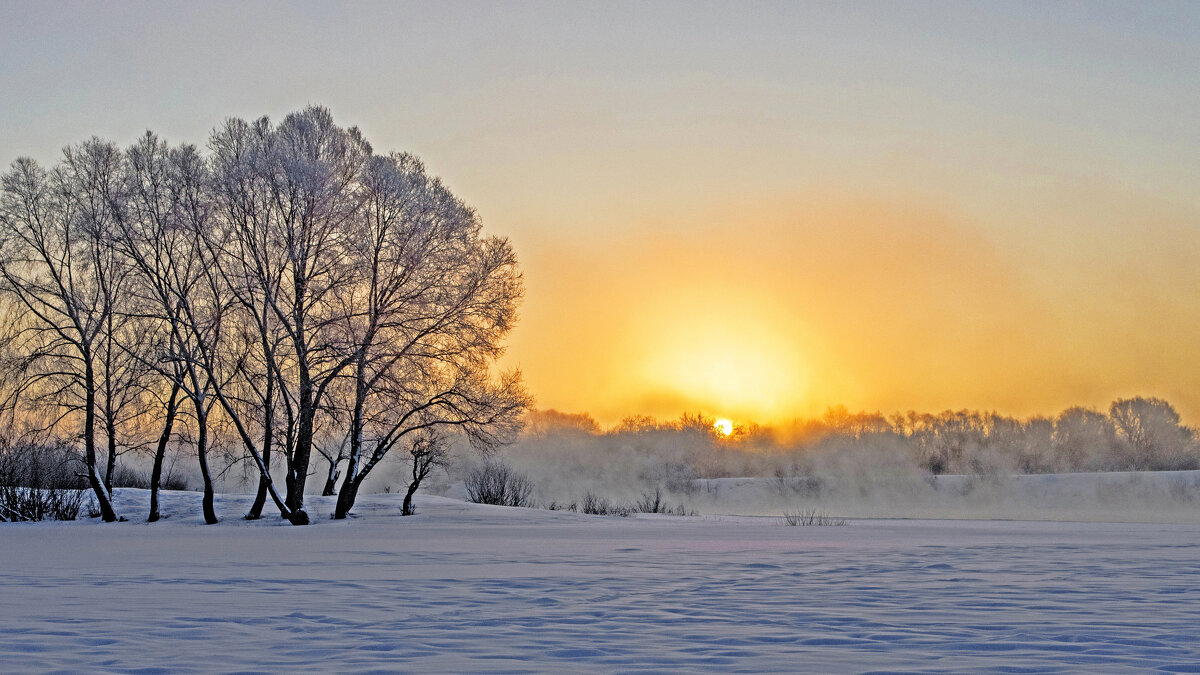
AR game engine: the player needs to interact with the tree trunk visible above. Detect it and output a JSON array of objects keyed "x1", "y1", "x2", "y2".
[
  {"x1": 102, "y1": 327, "x2": 117, "y2": 496},
  {"x1": 284, "y1": 363, "x2": 313, "y2": 525},
  {"x1": 333, "y1": 353, "x2": 367, "y2": 520},
  {"x1": 333, "y1": 477, "x2": 360, "y2": 520},
  {"x1": 195, "y1": 398, "x2": 218, "y2": 525},
  {"x1": 247, "y1": 443, "x2": 271, "y2": 519},
  {"x1": 402, "y1": 480, "x2": 419, "y2": 516},
  {"x1": 84, "y1": 359, "x2": 117, "y2": 522},
  {"x1": 203, "y1": 371, "x2": 292, "y2": 522},
  {"x1": 282, "y1": 269, "x2": 313, "y2": 526},
  {"x1": 148, "y1": 382, "x2": 180, "y2": 523},
  {"x1": 247, "y1": 328, "x2": 274, "y2": 520},
  {"x1": 321, "y1": 462, "x2": 339, "y2": 496},
  {"x1": 103, "y1": 406, "x2": 118, "y2": 495},
  {"x1": 246, "y1": 395, "x2": 273, "y2": 519},
  {"x1": 285, "y1": 407, "x2": 313, "y2": 525}
]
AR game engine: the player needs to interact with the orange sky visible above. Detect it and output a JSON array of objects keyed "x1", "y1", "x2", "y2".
[{"x1": 504, "y1": 187, "x2": 1200, "y2": 426}]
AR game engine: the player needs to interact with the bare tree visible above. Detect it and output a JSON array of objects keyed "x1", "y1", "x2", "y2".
[
  {"x1": 317, "y1": 441, "x2": 346, "y2": 496},
  {"x1": 3, "y1": 108, "x2": 528, "y2": 526},
  {"x1": 1052, "y1": 407, "x2": 1114, "y2": 471},
  {"x1": 208, "y1": 108, "x2": 371, "y2": 525},
  {"x1": 330, "y1": 153, "x2": 528, "y2": 519},
  {"x1": 1109, "y1": 397, "x2": 1196, "y2": 470},
  {"x1": 207, "y1": 116, "x2": 289, "y2": 520},
  {"x1": 54, "y1": 141, "x2": 162, "y2": 501},
  {"x1": 116, "y1": 132, "x2": 291, "y2": 524},
  {"x1": 401, "y1": 431, "x2": 448, "y2": 516},
  {"x1": 0, "y1": 148, "x2": 128, "y2": 522}
]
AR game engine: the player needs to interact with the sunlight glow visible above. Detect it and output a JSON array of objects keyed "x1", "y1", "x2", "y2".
[
  {"x1": 631, "y1": 290, "x2": 818, "y2": 422},
  {"x1": 713, "y1": 418, "x2": 734, "y2": 436}
]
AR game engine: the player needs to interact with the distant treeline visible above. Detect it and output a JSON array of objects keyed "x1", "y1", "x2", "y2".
[{"x1": 517, "y1": 397, "x2": 1199, "y2": 481}]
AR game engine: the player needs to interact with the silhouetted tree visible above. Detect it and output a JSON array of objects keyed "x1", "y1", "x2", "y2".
[
  {"x1": 0, "y1": 148, "x2": 130, "y2": 522},
  {"x1": 116, "y1": 133, "x2": 253, "y2": 524},
  {"x1": 317, "y1": 443, "x2": 345, "y2": 496},
  {"x1": 208, "y1": 109, "x2": 372, "y2": 525},
  {"x1": 330, "y1": 152, "x2": 527, "y2": 519},
  {"x1": 401, "y1": 431, "x2": 448, "y2": 516}
]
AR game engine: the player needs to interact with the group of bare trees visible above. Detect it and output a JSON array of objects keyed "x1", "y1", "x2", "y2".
[
  {"x1": 877, "y1": 398, "x2": 1197, "y2": 475},
  {"x1": 667, "y1": 400, "x2": 1196, "y2": 475},
  {"x1": 516, "y1": 399, "x2": 1199, "y2": 486},
  {"x1": 0, "y1": 106, "x2": 528, "y2": 525}
]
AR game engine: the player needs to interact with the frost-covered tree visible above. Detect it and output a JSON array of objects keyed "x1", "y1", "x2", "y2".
[
  {"x1": 0, "y1": 147, "x2": 130, "y2": 522},
  {"x1": 331, "y1": 152, "x2": 528, "y2": 520},
  {"x1": 208, "y1": 108, "x2": 374, "y2": 524},
  {"x1": 116, "y1": 132, "x2": 281, "y2": 524},
  {"x1": 1052, "y1": 407, "x2": 1114, "y2": 471},
  {"x1": 1, "y1": 106, "x2": 528, "y2": 525},
  {"x1": 1109, "y1": 397, "x2": 1196, "y2": 470}
]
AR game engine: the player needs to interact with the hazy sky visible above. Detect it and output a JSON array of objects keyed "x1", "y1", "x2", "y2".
[{"x1": 2, "y1": 1, "x2": 1199, "y2": 425}]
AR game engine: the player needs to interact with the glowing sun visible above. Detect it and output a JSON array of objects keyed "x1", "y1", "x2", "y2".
[{"x1": 713, "y1": 418, "x2": 734, "y2": 437}]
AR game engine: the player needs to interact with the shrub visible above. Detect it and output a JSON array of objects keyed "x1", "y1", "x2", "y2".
[
  {"x1": 0, "y1": 441, "x2": 87, "y2": 489},
  {"x1": 111, "y1": 463, "x2": 149, "y2": 489},
  {"x1": 160, "y1": 473, "x2": 190, "y2": 491},
  {"x1": 0, "y1": 441, "x2": 94, "y2": 522},
  {"x1": 0, "y1": 484, "x2": 92, "y2": 522},
  {"x1": 102, "y1": 460, "x2": 190, "y2": 492},
  {"x1": 464, "y1": 460, "x2": 534, "y2": 507},
  {"x1": 579, "y1": 491, "x2": 631, "y2": 516},
  {"x1": 570, "y1": 489, "x2": 694, "y2": 517},
  {"x1": 782, "y1": 508, "x2": 847, "y2": 526},
  {"x1": 633, "y1": 487, "x2": 694, "y2": 516}
]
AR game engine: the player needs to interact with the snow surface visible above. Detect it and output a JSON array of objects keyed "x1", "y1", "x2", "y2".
[{"x1": 2, "y1": 489, "x2": 1200, "y2": 673}]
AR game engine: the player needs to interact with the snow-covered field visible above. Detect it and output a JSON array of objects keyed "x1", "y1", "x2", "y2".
[{"x1": 3, "y1": 489, "x2": 1200, "y2": 673}]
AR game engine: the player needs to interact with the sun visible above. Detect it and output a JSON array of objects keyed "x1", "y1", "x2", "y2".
[{"x1": 713, "y1": 418, "x2": 734, "y2": 437}]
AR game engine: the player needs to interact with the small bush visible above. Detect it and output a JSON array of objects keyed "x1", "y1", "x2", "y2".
[
  {"x1": 0, "y1": 441, "x2": 87, "y2": 489},
  {"x1": 633, "y1": 487, "x2": 694, "y2": 516},
  {"x1": 769, "y1": 472, "x2": 824, "y2": 498},
  {"x1": 106, "y1": 461, "x2": 190, "y2": 492},
  {"x1": 782, "y1": 508, "x2": 847, "y2": 526},
  {"x1": 160, "y1": 473, "x2": 190, "y2": 491},
  {"x1": 568, "y1": 489, "x2": 694, "y2": 517},
  {"x1": 0, "y1": 441, "x2": 94, "y2": 522},
  {"x1": 111, "y1": 463, "x2": 148, "y2": 489},
  {"x1": 464, "y1": 460, "x2": 534, "y2": 507},
  {"x1": 580, "y1": 491, "x2": 631, "y2": 516},
  {"x1": 0, "y1": 485, "x2": 93, "y2": 522}
]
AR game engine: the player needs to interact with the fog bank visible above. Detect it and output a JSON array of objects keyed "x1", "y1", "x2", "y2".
[{"x1": 428, "y1": 407, "x2": 1200, "y2": 522}]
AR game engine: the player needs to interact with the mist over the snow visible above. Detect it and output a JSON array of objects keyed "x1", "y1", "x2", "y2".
[{"x1": 413, "y1": 404, "x2": 1200, "y2": 523}]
